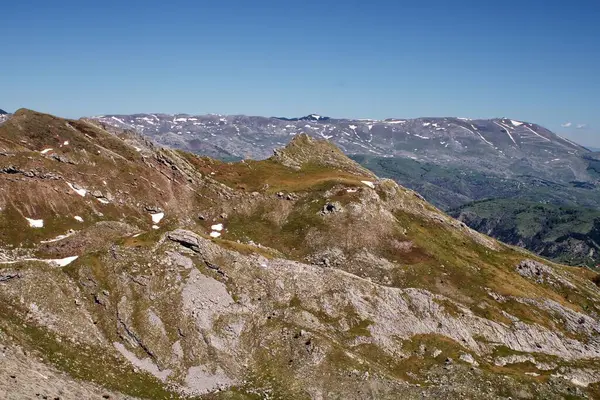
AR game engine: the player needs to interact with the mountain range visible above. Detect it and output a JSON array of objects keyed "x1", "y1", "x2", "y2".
[
  {"x1": 85, "y1": 112, "x2": 600, "y2": 268},
  {"x1": 1, "y1": 109, "x2": 600, "y2": 399}
]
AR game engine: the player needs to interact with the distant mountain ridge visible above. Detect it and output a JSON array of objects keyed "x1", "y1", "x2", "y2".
[
  {"x1": 0, "y1": 109, "x2": 7, "y2": 115},
  {"x1": 275, "y1": 113, "x2": 332, "y2": 122},
  {"x1": 90, "y1": 113, "x2": 589, "y2": 182}
]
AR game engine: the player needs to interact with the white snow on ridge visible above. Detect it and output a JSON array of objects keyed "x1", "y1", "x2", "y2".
[
  {"x1": 457, "y1": 125, "x2": 494, "y2": 147},
  {"x1": 361, "y1": 181, "x2": 375, "y2": 189},
  {"x1": 493, "y1": 122, "x2": 517, "y2": 145},
  {"x1": 151, "y1": 212, "x2": 164, "y2": 224},
  {"x1": 510, "y1": 120, "x2": 523, "y2": 127},
  {"x1": 385, "y1": 120, "x2": 406, "y2": 124},
  {"x1": 556, "y1": 134, "x2": 582, "y2": 148},
  {"x1": 111, "y1": 116, "x2": 128, "y2": 125},
  {"x1": 40, "y1": 231, "x2": 75, "y2": 243},
  {"x1": 51, "y1": 256, "x2": 79, "y2": 267},
  {"x1": 66, "y1": 182, "x2": 87, "y2": 197},
  {"x1": 26, "y1": 218, "x2": 44, "y2": 228},
  {"x1": 0, "y1": 256, "x2": 78, "y2": 267},
  {"x1": 524, "y1": 126, "x2": 551, "y2": 142}
]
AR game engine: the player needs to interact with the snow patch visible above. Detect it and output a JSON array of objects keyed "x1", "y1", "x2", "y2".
[
  {"x1": 40, "y1": 148, "x2": 53, "y2": 154},
  {"x1": 111, "y1": 116, "x2": 128, "y2": 125},
  {"x1": 457, "y1": 125, "x2": 494, "y2": 147},
  {"x1": 510, "y1": 120, "x2": 523, "y2": 127},
  {"x1": 66, "y1": 182, "x2": 87, "y2": 197},
  {"x1": 0, "y1": 256, "x2": 78, "y2": 267},
  {"x1": 209, "y1": 231, "x2": 221, "y2": 238},
  {"x1": 151, "y1": 212, "x2": 164, "y2": 224},
  {"x1": 74, "y1": 216, "x2": 84, "y2": 222},
  {"x1": 26, "y1": 218, "x2": 44, "y2": 228},
  {"x1": 493, "y1": 122, "x2": 517, "y2": 145},
  {"x1": 51, "y1": 256, "x2": 79, "y2": 267},
  {"x1": 40, "y1": 231, "x2": 75, "y2": 243},
  {"x1": 211, "y1": 223, "x2": 224, "y2": 231},
  {"x1": 524, "y1": 126, "x2": 551, "y2": 142},
  {"x1": 361, "y1": 181, "x2": 375, "y2": 189}
]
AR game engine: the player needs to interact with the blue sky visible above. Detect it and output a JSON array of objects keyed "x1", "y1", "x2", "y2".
[{"x1": 1, "y1": 0, "x2": 599, "y2": 145}]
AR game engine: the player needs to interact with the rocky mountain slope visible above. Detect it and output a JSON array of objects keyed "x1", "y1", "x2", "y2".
[
  {"x1": 0, "y1": 110, "x2": 9, "y2": 124},
  {"x1": 1, "y1": 109, "x2": 600, "y2": 399},
  {"x1": 85, "y1": 113, "x2": 600, "y2": 269}
]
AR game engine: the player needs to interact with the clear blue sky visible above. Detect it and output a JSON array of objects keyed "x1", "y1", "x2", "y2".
[{"x1": 1, "y1": 0, "x2": 599, "y2": 145}]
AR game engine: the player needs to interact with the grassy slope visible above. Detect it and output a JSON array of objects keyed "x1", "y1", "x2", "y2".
[{"x1": 352, "y1": 154, "x2": 600, "y2": 268}]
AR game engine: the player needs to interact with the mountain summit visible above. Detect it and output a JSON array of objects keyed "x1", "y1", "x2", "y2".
[
  {"x1": 1, "y1": 109, "x2": 600, "y2": 399},
  {"x1": 0, "y1": 109, "x2": 7, "y2": 115}
]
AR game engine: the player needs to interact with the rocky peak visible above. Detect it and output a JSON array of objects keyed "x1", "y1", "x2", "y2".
[{"x1": 271, "y1": 133, "x2": 376, "y2": 177}]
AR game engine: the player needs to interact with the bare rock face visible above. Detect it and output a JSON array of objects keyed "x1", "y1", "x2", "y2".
[
  {"x1": 516, "y1": 259, "x2": 576, "y2": 288},
  {"x1": 167, "y1": 229, "x2": 203, "y2": 251},
  {"x1": 517, "y1": 259, "x2": 553, "y2": 280}
]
